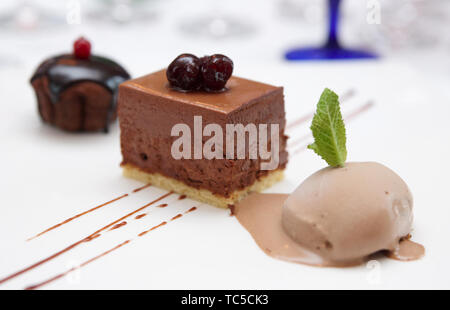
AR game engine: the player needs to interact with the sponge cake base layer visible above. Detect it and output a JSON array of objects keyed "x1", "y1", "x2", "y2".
[{"x1": 122, "y1": 163, "x2": 284, "y2": 209}]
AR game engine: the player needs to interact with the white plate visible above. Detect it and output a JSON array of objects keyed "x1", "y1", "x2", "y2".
[{"x1": 0, "y1": 58, "x2": 449, "y2": 290}]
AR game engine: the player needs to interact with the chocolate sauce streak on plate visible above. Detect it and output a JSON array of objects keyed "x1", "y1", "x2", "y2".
[
  {"x1": 27, "y1": 193, "x2": 129, "y2": 241},
  {"x1": 109, "y1": 221, "x2": 127, "y2": 231},
  {"x1": 291, "y1": 101, "x2": 374, "y2": 157},
  {"x1": 288, "y1": 133, "x2": 310, "y2": 149},
  {"x1": 286, "y1": 112, "x2": 314, "y2": 131},
  {"x1": 27, "y1": 183, "x2": 153, "y2": 241},
  {"x1": 24, "y1": 206, "x2": 199, "y2": 290},
  {"x1": 344, "y1": 100, "x2": 374, "y2": 121},
  {"x1": 178, "y1": 195, "x2": 187, "y2": 200},
  {"x1": 84, "y1": 233, "x2": 101, "y2": 242},
  {"x1": 135, "y1": 213, "x2": 147, "y2": 220},
  {"x1": 27, "y1": 184, "x2": 152, "y2": 241},
  {"x1": 138, "y1": 222, "x2": 167, "y2": 237},
  {"x1": 171, "y1": 214, "x2": 183, "y2": 221},
  {"x1": 132, "y1": 183, "x2": 151, "y2": 193},
  {"x1": 286, "y1": 89, "x2": 355, "y2": 130},
  {"x1": 185, "y1": 206, "x2": 197, "y2": 214},
  {"x1": 0, "y1": 192, "x2": 172, "y2": 286},
  {"x1": 157, "y1": 203, "x2": 168, "y2": 208},
  {"x1": 25, "y1": 240, "x2": 131, "y2": 290}
]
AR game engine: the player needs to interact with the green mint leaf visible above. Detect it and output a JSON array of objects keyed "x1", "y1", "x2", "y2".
[{"x1": 307, "y1": 88, "x2": 347, "y2": 167}]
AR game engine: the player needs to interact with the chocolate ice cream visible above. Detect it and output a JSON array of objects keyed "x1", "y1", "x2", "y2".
[{"x1": 234, "y1": 162, "x2": 424, "y2": 267}]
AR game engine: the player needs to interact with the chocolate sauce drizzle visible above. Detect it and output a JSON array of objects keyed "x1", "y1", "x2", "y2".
[
  {"x1": 290, "y1": 101, "x2": 374, "y2": 157},
  {"x1": 0, "y1": 192, "x2": 172, "y2": 286},
  {"x1": 27, "y1": 184, "x2": 151, "y2": 241},
  {"x1": 286, "y1": 88, "x2": 355, "y2": 130},
  {"x1": 25, "y1": 206, "x2": 198, "y2": 290},
  {"x1": 109, "y1": 221, "x2": 127, "y2": 231},
  {"x1": 31, "y1": 54, "x2": 130, "y2": 132}
]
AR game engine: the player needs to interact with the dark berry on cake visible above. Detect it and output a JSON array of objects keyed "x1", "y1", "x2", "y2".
[
  {"x1": 166, "y1": 54, "x2": 202, "y2": 91},
  {"x1": 201, "y1": 54, "x2": 233, "y2": 91},
  {"x1": 167, "y1": 53, "x2": 233, "y2": 93}
]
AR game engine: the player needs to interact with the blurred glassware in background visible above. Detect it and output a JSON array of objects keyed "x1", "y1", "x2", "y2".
[
  {"x1": 354, "y1": 0, "x2": 450, "y2": 53},
  {"x1": 87, "y1": 0, "x2": 158, "y2": 24},
  {"x1": 0, "y1": 0, "x2": 64, "y2": 30},
  {"x1": 278, "y1": 0, "x2": 325, "y2": 24},
  {"x1": 179, "y1": 0, "x2": 255, "y2": 39},
  {"x1": 284, "y1": 0, "x2": 377, "y2": 60}
]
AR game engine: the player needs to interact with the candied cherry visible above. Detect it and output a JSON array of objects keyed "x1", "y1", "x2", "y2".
[
  {"x1": 201, "y1": 54, "x2": 233, "y2": 91},
  {"x1": 73, "y1": 37, "x2": 91, "y2": 60},
  {"x1": 166, "y1": 54, "x2": 202, "y2": 91}
]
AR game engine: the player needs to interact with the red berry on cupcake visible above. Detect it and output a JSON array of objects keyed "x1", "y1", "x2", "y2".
[{"x1": 73, "y1": 37, "x2": 91, "y2": 60}]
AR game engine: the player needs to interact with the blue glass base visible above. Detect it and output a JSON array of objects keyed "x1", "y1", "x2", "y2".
[{"x1": 285, "y1": 47, "x2": 377, "y2": 61}]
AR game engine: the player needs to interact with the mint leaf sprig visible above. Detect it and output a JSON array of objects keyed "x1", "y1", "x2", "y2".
[{"x1": 308, "y1": 88, "x2": 347, "y2": 167}]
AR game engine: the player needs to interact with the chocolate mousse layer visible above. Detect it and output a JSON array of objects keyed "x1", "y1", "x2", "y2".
[
  {"x1": 118, "y1": 70, "x2": 288, "y2": 197},
  {"x1": 31, "y1": 54, "x2": 130, "y2": 132}
]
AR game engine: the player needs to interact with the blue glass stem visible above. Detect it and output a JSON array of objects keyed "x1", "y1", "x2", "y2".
[
  {"x1": 326, "y1": 0, "x2": 341, "y2": 49},
  {"x1": 283, "y1": 0, "x2": 377, "y2": 60}
]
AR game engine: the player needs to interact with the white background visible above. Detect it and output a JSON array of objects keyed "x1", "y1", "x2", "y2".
[{"x1": 0, "y1": 0, "x2": 450, "y2": 289}]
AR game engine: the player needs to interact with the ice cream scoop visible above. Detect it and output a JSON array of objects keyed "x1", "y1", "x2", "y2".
[
  {"x1": 234, "y1": 161, "x2": 423, "y2": 267},
  {"x1": 282, "y1": 162, "x2": 413, "y2": 264}
]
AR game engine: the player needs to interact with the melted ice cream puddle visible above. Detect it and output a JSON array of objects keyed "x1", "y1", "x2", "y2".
[{"x1": 235, "y1": 162, "x2": 424, "y2": 267}]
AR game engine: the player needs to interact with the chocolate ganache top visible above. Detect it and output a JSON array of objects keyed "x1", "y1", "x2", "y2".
[{"x1": 31, "y1": 54, "x2": 130, "y2": 104}]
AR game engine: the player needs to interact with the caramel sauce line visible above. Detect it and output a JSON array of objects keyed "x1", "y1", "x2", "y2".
[
  {"x1": 27, "y1": 183, "x2": 152, "y2": 241},
  {"x1": 290, "y1": 101, "x2": 374, "y2": 156},
  {"x1": 0, "y1": 191, "x2": 172, "y2": 286},
  {"x1": 286, "y1": 89, "x2": 355, "y2": 131},
  {"x1": 25, "y1": 206, "x2": 198, "y2": 290}
]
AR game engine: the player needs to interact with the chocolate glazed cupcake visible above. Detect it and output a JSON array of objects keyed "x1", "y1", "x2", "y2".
[{"x1": 30, "y1": 37, "x2": 130, "y2": 132}]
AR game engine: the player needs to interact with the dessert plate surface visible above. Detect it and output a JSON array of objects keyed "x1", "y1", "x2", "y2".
[{"x1": 0, "y1": 61, "x2": 449, "y2": 290}]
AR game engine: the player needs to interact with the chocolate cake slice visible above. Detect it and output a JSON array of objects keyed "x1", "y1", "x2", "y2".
[{"x1": 118, "y1": 69, "x2": 288, "y2": 208}]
